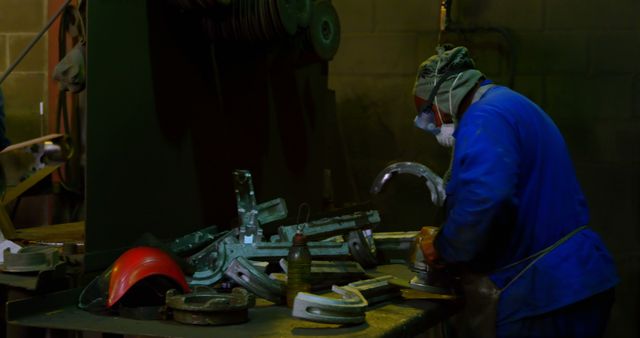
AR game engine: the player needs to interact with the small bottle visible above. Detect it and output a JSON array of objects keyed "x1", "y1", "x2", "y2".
[{"x1": 286, "y1": 229, "x2": 312, "y2": 307}]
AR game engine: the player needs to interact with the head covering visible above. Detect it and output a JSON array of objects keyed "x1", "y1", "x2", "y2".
[{"x1": 413, "y1": 46, "x2": 484, "y2": 121}]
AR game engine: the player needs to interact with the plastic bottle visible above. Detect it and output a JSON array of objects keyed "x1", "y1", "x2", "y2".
[{"x1": 286, "y1": 229, "x2": 312, "y2": 307}]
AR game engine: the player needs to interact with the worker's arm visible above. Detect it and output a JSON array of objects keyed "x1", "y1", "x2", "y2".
[{"x1": 434, "y1": 107, "x2": 520, "y2": 264}]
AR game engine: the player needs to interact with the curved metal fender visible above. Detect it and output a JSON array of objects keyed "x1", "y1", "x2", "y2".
[{"x1": 370, "y1": 161, "x2": 446, "y2": 207}]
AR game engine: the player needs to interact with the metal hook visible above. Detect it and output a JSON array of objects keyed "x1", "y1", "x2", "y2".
[{"x1": 296, "y1": 203, "x2": 310, "y2": 232}]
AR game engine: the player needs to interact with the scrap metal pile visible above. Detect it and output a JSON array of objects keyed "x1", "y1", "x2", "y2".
[{"x1": 78, "y1": 163, "x2": 452, "y2": 326}]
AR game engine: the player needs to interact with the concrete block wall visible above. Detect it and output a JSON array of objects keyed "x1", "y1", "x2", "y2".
[
  {"x1": 329, "y1": 1, "x2": 639, "y2": 337},
  {"x1": 0, "y1": 0, "x2": 48, "y2": 142}
]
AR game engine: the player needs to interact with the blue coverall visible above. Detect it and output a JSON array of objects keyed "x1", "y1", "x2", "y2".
[{"x1": 434, "y1": 83, "x2": 619, "y2": 337}]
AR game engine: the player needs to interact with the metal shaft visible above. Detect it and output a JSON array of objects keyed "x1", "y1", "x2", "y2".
[{"x1": 0, "y1": 0, "x2": 71, "y2": 86}]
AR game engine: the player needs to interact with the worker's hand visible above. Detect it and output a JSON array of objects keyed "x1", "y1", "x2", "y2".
[{"x1": 417, "y1": 226, "x2": 445, "y2": 269}]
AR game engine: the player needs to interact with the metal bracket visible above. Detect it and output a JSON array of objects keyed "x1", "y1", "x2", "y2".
[
  {"x1": 292, "y1": 285, "x2": 368, "y2": 324},
  {"x1": 347, "y1": 275, "x2": 401, "y2": 305},
  {"x1": 273, "y1": 210, "x2": 380, "y2": 243},
  {"x1": 224, "y1": 256, "x2": 284, "y2": 304}
]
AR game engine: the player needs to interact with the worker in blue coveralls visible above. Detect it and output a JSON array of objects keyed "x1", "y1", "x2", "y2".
[
  {"x1": 413, "y1": 46, "x2": 618, "y2": 338},
  {"x1": 0, "y1": 88, "x2": 10, "y2": 150}
]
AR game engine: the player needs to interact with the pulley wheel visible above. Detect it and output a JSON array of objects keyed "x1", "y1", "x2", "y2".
[
  {"x1": 295, "y1": 0, "x2": 311, "y2": 28},
  {"x1": 308, "y1": 0, "x2": 340, "y2": 60},
  {"x1": 275, "y1": 0, "x2": 299, "y2": 35}
]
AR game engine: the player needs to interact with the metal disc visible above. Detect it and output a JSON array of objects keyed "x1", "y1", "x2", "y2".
[
  {"x1": 308, "y1": 0, "x2": 340, "y2": 60},
  {"x1": 295, "y1": 0, "x2": 311, "y2": 28},
  {"x1": 275, "y1": 0, "x2": 298, "y2": 35}
]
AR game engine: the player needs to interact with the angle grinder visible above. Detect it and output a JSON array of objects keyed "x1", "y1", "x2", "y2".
[{"x1": 408, "y1": 227, "x2": 454, "y2": 295}]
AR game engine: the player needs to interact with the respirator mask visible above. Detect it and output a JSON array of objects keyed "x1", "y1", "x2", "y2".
[{"x1": 414, "y1": 69, "x2": 464, "y2": 148}]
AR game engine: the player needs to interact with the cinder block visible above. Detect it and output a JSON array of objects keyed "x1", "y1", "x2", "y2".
[
  {"x1": 374, "y1": 0, "x2": 440, "y2": 32},
  {"x1": 586, "y1": 0, "x2": 640, "y2": 30},
  {"x1": 574, "y1": 162, "x2": 640, "y2": 252},
  {"x1": 0, "y1": 0, "x2": 45, "y2": 32},
  {"x1": 592, "y1": 120, "x2": 640, "y2": 164},
  {"x1": 604, "y1": 254, "x2": 640, "y2": 338},
  {"x1": 416, "y1": 32, "x2": 440, "y2": 63},
  {"x1": 453, "y1": 0, "x2": 543, "y2": 31},
  {"x1": 633, "y1": 74, "x2": 640, "y2": 118},
  {"x1": 545, "y1": 0, "x2": 596, "y2": 30},
  {"x1": 589, "y1": 32, "x2": 640, "y2": 75},
  {"x1": 548, "y1": 0, "x2": 640, "y2": 30},
  {"x1": 332, "y1": 0, "x2": 374, "y2": 33},
  {"x1": 544, "y1": 75, "x2": 633, "y2": 121},
  {"x1": 516, "y1": 32, "x2": 589, "y2": 75},
  {"x1": 330, "y1": 33, "x2": 418, "y2": 75},
  {"x1": 330, "y1": 75, "x2": 414, "y2": 109},
  {"x1": 0, "y1": 34, "x2": 6, "y2": 72},
  {"x1": 513, "y1": 76, "x2": 544, "y2": 105},
  {"x1": 556, "y1": 122, "x2": 597, "y2": 164},
  {"x1": 8, "y1": 34, "x2": 47, "y2": 72},
  {"x1": 1, "y1": 72, "x2": 47, "y2": 141}
]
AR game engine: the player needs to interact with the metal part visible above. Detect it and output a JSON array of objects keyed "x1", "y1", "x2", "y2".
[
  {"x1": 370, "y1": 161, "x2": 446, "y2": 207},
  {"x1": 166, "y1": 287, "x2": 251, "y2": 325},
  {"x1": 169, "y1": 226, "x2": 218, "y2": 255},
  {"x1": 234, "y1": 170, "x2": 261, "y2": 244},
  {"x1": 275, "y1": 0, "x2": 298, "y2": 35},
  {"x1": 274, "y1": 210, "x2": 380, "y2": 242},
  {"x1": 345, "y1": 229, "x2": 378, "y2": 268},
  {"x1": 373, "y1": 231, "x2": 419, "y2": 264},
  {"x1": 171, "y1": 196, "x2": 289, "y2": 254},
  {"x1": 225, "y1": 256, "x2": 284, "y2": 304},
  {"x1": 256, "y1": 197, "x2": 288, "y2": 224},
  {"x1": 202, "y1": 0, "x2": 298, "y2": 41},
  {"x1": 118, "y1": 305, "x2": 165, "y2": 321},
  {"x1": 0, "y1": 240, "x2": 21, "y2": 263},
  {"x1": 189, "y1": 236, "x2": 349, "y2": 286},
  {"x1": 408, "y1": 233, "x2": 454, "y2": 295},
  {"x1": 292, "y1": 285, "x2": 368, "y2": 324},
  {"x1": 279, "y1": 259, "x2": 366, "y2": 290},
  {"x1": 0, "y1": 246, "x2": 60, "y2": 272},
  {"x1": 295, "y1": 0, "x2": 311, "y2": 27},
  {"x1": 347, "y1": 276, "x2": 402, "y2": 305},
  {"x1": 307, "y1": 0, "x2": 340, "y2": 61}
]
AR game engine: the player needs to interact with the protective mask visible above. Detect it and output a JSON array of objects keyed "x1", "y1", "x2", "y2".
[{"x1": 435, "y1": 123, "x2": 455, "y2": 147}]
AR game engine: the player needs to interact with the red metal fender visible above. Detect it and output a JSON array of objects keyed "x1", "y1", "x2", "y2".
[{"x1": 107, "y1": 246, "x2": 190, "y2": 308}]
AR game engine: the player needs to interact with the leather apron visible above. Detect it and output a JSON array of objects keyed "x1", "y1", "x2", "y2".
[{"x1": 449, "y1": 226, "x2": 588, "y2": 338}]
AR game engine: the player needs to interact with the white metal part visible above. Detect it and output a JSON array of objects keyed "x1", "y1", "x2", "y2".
[
  {"x1": 225, "y1": 256, "x2": 284, "y2": 304},
  {"x1": 370, "y1": 161, "x2": 446, "y2": 206},
  {"x1": 0, "y1": 240, "x2": 21, "y2": 263},
  {"x1": 0, "y1": 246, "x2": 60, "y2": 272},
  {"x1": 292, "y1": 285, "x2": 368, "y2": 324}
]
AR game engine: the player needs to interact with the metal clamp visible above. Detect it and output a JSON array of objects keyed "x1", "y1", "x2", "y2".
[
  {"x1": 292, "y1": 285, "x2": 368, "y2": 324},
  {"x1": 224, "y1": 256, "x2": 284, "y2": 304}
]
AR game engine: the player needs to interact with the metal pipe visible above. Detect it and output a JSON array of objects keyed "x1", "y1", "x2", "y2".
[{"x1": 0, "y1": 0, "x2": 71, "y2": 86}]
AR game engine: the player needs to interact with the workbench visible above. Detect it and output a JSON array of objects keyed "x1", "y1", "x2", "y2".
[{"x1": 5, "y1": 265, "x2": 458, "y2": 337}]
